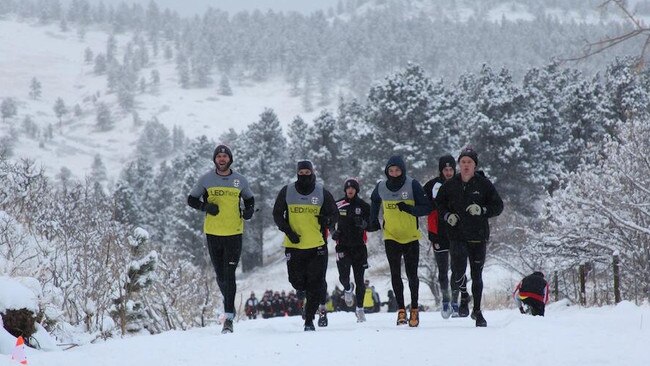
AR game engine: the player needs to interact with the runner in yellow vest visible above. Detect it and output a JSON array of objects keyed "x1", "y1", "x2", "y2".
[
  {"x1": 367, "y1": 156, "x2": 431, "y2": 327},
  {"x1": 273, "y1": 160, "x2": 338, "y2": 331},
  {"x1": 187, "y1": 145, "x2": 255, "y2": 334}
]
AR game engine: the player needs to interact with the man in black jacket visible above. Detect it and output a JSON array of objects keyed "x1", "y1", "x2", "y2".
[
  {"x1": 273, "y1": 160, "x2": 338, "y2": 331},
  {"x1": 423, "y1": 154, "x2": 470, "y2": 319},
  {"x1": 436, "y1": 147, "x2": 504, "y2": 327},
  {"x1": 332, "y1": 178, "x2": 371, "y2": 322}
]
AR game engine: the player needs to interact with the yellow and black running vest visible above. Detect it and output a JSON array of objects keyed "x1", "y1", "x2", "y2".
[
  {"x1": 283, "y1": 183, "x2": 325, "y2": 249},
  {"x1": 190, "y1": 171, "x2": 253, "y2": 236},
  {"x1": 378, "y1": 176, "x2": 421, "y2": 244}
]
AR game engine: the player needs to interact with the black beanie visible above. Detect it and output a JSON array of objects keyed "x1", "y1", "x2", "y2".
[
  {"x1": 213, "y1": 144, "x2": 233, "y2": 168},
  {"x1": 458, "y1": 147, "x2": 478, "y2": 166},
  {"x1": 297, "y1": 160, "x2": 314, "y2": 173},
  {"x1": 438, "y1": 154, "x2": 456, "y2": 175},
  {"x1": 343, "y1": 178, "x2": 360, "y2": 193}
]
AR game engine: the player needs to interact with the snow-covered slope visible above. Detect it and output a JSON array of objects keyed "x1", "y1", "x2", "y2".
[{"x1": 0, "y1": 18, "x2": 325, "y2": 179}]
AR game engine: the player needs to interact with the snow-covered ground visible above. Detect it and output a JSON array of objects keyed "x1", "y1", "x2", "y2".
[{"x1": 1, "y1": 300, "x2": 648, "y2": 366}]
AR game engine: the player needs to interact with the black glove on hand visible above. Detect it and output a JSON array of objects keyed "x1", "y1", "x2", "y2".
[
  {"x1": 366, "y1": 220, "x2": 380, "y2": 232},
  {"x1": 331, "y1": 230, "x2": 341, "y2": 241},
  {"x1": 353, "y1": 216, "x2": 367, "y2": 229},
  {"x1": 203, "y1": 202, "x2": 219, "y2": 216},
  {"x1": 286, "y1": 230, "x2": 300, "y2": 244},
  {"x1": 242, "y1": 206, "x2": 254, "y2": 220},
  {"x1": 396, "y1": 202, "x2": 413, "y2": 214}
]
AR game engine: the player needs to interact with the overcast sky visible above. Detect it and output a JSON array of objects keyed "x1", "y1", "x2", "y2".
[{"x1": 93, "y1": 0, "x2": 341, "y2": 16}]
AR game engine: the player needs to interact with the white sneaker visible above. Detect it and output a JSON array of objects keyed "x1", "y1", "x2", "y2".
[
  {"x1": 355, "y1": 308, "x2": 366, "y2": 323},
  {"x1": 344, "y1": 282, "x2": 355, "y2": 307}
]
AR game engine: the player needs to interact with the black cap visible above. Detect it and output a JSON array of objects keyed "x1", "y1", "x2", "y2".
[
  {"x1": 438, "y1": 154, "x2": 456, "y2": 175},
  {"x1": 297, "y1": 160, "x2": 314, "y2": 172},
  {"x1": 458, "y1": 147, "x2": 478, "y2": 166},
  {"x1": 532, "y1": 271, "x2": 545, "y2": 278},
  {"x1": 343, "y1": 178, "x2": 360, "y2": 193},
  {"x1": 213, "y1": 145, "x2": 233, "y2": 168}
]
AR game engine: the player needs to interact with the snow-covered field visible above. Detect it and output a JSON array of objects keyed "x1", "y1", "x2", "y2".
[{"x1": 1, "y1": 301, "x2": 648, "y2": 366}]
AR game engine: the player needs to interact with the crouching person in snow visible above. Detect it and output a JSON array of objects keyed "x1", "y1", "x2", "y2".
[
  {"x1": 513, "y1": 271, "x2": 549, "y2": 316},
  {"x1": 273, "y1": 160, "x2": 338, "y2": 331},
  {"x1": 187, "y1": 144, "x2": 255, "y2": 334}
]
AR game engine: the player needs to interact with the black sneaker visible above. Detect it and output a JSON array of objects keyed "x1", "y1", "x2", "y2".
[
  {"x1": 317, "y1": 308, "x2": 328, "y2": 327},
  {"x1": 472, "y1": 311, "x2": 487, "y2": 327},
  {"x1": 304, "y1": 319, "x2": 316, "y2": 331},
  {"x1": 221, "y1": 319, "x2": 234, "y2": 334},
  {"x1": 458, "y1": 297, "x2": 470, "y2": 318}
]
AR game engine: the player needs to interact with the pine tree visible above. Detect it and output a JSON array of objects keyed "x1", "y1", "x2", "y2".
[
  {"x1": 176, "y1": 54, "x2": 190, "y2": 88},
  {"x1": 287, "y1": 116, "x2": 309, "y2": 162},
  {"x1": 365, "y1": 63, "x2": 437, "y2": 179},
  {"x1": 305, "y1": 110, "x2": 346, "y2": 189},
  {"x1": 96, "y1": 102, "x2": 113, "y2": 131},
  {"x1": 237, "y1": 109, "x2": 288, "y2": 271},
  {"x1": 94, "y1": 53, "x2": 107, "y2": 74},
  {"x1": 1, "y1": 98, "x2": 17, "y2": 123},
  {"x1": 84, "y1": 47, "x2": 94, "y2": 64},
  {"x1": 90, "y1": 154, "x2": 108, "y2": 184},
  {"x1": 136, "y1": 118, "x2": 172, "y2": 159},
  {"x1": 29, "y1": 77, "x2": 42, "y2": 100},
  {"x1": 218, "y1": 74, "x2": 233, "y2": 96},
  {"x1": 53, "y1": 97, "x2": 67, "y2": 125}
]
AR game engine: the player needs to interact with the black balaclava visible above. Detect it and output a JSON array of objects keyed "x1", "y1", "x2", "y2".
[
  {"x1": 213, "y1": 144, "x2": 233, "y2": 169},
  {"x1": 384, "y1": 155, "x2": 407, "y2": 191},
  {"x1": 296, "y1": 160, "x2": 316, "y2": 194},
  {"x1": 343, "y1": 178, "x2": 360, "y2": 199},
  {"x1": 438, "y1": 154, "x2": 456, "y2": 178}
]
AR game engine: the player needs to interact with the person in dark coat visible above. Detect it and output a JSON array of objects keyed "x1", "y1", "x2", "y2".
[
  {"x1": 423, "y1": 155, "x2": 471, "y2": 319},
  {"x1": 513, "y1": 271, "x2": 550, "y2": 316},
  {"x1": 332, "y1": 178, "x2": 371, "y2": 322},
  {"x1": 436, "y1": 147, "x2": 503, "y2": 327}
]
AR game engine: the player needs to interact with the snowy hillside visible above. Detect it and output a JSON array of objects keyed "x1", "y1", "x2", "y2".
[
  {"x1": 1, "y1": 301, "x2": 648, "y2": 366},
  {"x1": 0, "y1": 18, "x2": 325, "y2": 179}
]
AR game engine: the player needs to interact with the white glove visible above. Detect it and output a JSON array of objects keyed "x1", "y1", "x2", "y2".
[
  {"x1": 466, "y1": 204, "x2": 484, "y2": 216},
  {"x1": 446, "y1": 213, "x2": 459, "y2": 226}
]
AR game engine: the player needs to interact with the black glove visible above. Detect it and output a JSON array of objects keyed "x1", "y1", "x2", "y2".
[
  {"x1": 366, "y1": 220, "x2": 380, "y2": 232},
  {"x1": 315, "y1": 214, "x2": 330, "y2": 227},
  {"x1": 242, "y1": 206, "x2": 254, "y2": 220},
  {"x1": 331, "y1": 230, "x2": 341, "y2": 241},
  {"x1": 519, "y1": 306, "x2": 526, "y2": 314},
  {"x1": 203, "y1": 202, "x2": 219, "y2": 216},
  {"x1": 286, "y1": 230, "x2": 300, "y2": 244},
  {"x1": 396, "y1": 202, "x2": 413, "y2": 214},
  {"x1": 353, "y1": 216, "x2": 367, "y2": 229}
]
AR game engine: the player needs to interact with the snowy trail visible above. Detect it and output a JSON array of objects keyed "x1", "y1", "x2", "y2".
[{"x1": 4, "y1": 302, "x2": 648, "y2": 366}]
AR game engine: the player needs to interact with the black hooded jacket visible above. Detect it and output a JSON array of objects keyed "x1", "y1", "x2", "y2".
[{"x1": 334, "y1": 193, "x2": 370, "y2": 247}]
